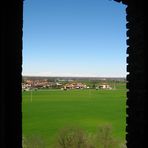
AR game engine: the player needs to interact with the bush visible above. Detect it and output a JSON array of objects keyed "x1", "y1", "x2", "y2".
[
  {"x1": 54, "y1": 125, "x2": 127, "y2": 148},
  {"x1": 23, "y1": 125, "x2": 127, "y2": 148},
  {"x1": 54, "y1": 127, "x2": 94, "y2": 148},
  {"x1": 95, "y1": 125, "x2": 120, "y2": 148},
  {"x1": 22, "y1": 135, "x2": 46, "y2": 148}
]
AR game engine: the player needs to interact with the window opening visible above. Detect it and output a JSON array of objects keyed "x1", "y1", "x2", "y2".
[{"x1": 22, "y1": 1, "x2": 127, "y2": 147}]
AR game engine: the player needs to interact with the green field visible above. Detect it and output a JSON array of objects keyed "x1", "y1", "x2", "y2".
[{"x1": 22, "y1": 83, "x2": 126, "y2": 147}]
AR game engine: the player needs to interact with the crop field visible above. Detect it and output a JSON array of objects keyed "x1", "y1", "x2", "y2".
[{"x1": 22, "y1": 83, "x2": 126, "y2": 147}]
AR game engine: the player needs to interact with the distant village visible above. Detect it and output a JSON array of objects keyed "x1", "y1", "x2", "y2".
[
  {"x1": 22, "y1": 79, "x2": 88, "y2": 91},
  {"x1": 22, "y1": 76, "x2": 126, "y2": 91}
]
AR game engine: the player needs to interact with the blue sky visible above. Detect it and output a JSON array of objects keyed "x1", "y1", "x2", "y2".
[{"x1": 23, "y1": 0, "x2": 127, "y2": 77}]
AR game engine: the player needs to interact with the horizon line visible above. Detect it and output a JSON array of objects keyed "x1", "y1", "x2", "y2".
[{"x1": 22, "y1": 75, "x2": 126, "y2": 78}]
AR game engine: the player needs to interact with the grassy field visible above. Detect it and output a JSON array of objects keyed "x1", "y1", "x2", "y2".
[{"x1": 22, "y1": 83, "x2": 126, "y2": 147}]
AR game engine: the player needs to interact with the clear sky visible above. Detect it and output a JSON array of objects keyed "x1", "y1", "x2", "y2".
[{"x1": 23, "y1": 0, "x2": 127, "y2": 77}]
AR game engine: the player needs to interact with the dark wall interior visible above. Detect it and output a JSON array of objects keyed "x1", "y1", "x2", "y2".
[
  {"x1": 0, "y1": 0, "x2": 145, "y2": 147},
  {"x1": 123, "y1": 1, "x2": 145, "y2": 147},
  {"x1": 0, "y1": 1, "x2": 23, "y2": 147}
]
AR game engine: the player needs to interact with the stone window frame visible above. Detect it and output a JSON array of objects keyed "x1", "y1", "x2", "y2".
[{"x1": 0, "y1": 0, "x2": 145, "y2": 147}]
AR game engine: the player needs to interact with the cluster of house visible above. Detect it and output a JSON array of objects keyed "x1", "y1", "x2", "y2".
[
  {"x1": 62, "y1": 82, "x2": 89, "y2": 90},
  {"x1": 22, "y1": 79, "x2": 62, "y2": 91},
  {"x1": 95, "y1": 83, "x2": 112, "y2": 90},
  {"x1": 22, "y1": 79, "x2": 112, "y2": 91}
]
